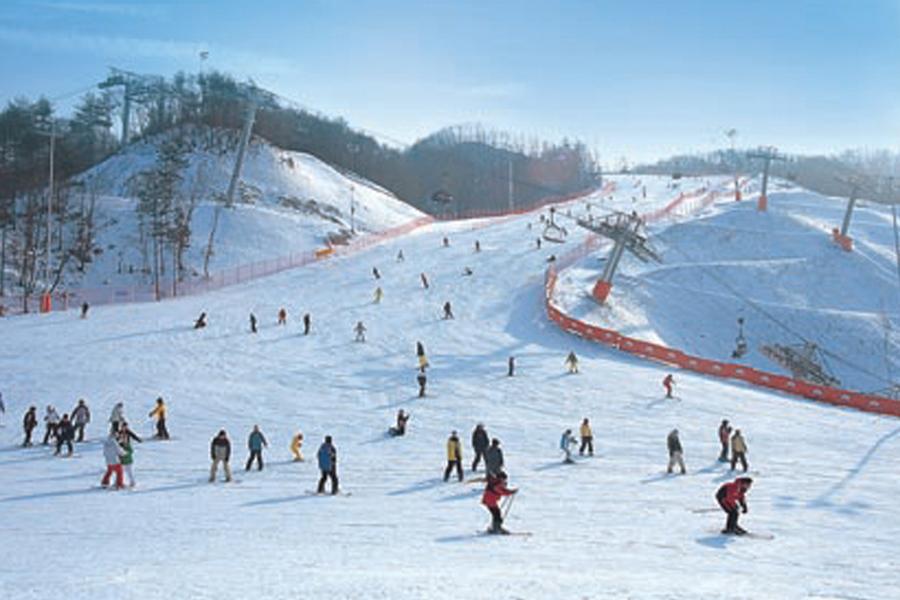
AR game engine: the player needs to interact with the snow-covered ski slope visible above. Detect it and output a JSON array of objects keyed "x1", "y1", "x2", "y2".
[
  {"x1": 69, "y1": 127, "x2": 423, "y2": 288},
  {"x1": 1, "y1": 176, "x2": 897, "y2": 599},
  {"x1": 554, "y1": 182, "x2": 900, "y2": 394}
]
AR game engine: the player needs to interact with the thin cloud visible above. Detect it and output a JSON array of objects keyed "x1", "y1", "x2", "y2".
[
  {"x1": 459, "y1": 82, "x2": 527, "y2": 100},
  {"x1": 32, "y1": 1, "x2": 167, "y2": 18}
]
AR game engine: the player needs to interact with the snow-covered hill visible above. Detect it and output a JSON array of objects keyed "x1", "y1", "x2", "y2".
[
  {"x1": 61, "y1": 127, "x2": 424, "y2": 288},
  {"x1": 0, "y1": 176, "x2": 896, "y2": 599}
]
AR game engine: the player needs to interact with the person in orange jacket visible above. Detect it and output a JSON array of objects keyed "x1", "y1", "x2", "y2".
[
  {"x1": 148, "y1": 397, "x2": 169, "y2": 440},
  {"x1": 482, "y1": 471, "x2": 518, "y2": 534}
]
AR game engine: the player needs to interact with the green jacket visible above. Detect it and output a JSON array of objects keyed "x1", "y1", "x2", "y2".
[{"x1": 120, "y1": 441, "x2": 134, "y2": 465}]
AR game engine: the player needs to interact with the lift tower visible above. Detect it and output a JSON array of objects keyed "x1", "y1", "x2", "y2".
[{"x1": 747, "y1": 146, "x2": 787, "y2": 211}]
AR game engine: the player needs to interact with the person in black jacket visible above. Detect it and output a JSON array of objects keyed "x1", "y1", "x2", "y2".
[
  {"x1": 209, "y1": 430, "x2": 232, "y2": 483},
  {"x1": 470, "y1": 424, "x2": 489, "y2": 472},
  {"x1": 485, "y1": 438, "x2": 505, "y2": 476},
  {"x1": 667, "y1": 429, "x2": 686, "y2": 474},
  {"x1": 194, "y1": 312, "x2": 207, "y2": 329},
  {"x1": 417, "y1": 370, "x2": 427, "y2": 398},
  {"x1": 22, "y1": 406, "x2": 38, "y2": 447},
  {"x1": 54, "y1": 414, "x2": 75, "y2": 456},
  {"x1": 303, "y1": 313, "x2": 311, "y2": 335}
]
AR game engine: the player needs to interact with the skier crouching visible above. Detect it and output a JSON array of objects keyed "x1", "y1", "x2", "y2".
[
  {"x1": 716, "y1": 477, "x2": 753, "y2": 535},
  {"x1": 482, "y1": 471, "x2": 518, "y2": 534}
]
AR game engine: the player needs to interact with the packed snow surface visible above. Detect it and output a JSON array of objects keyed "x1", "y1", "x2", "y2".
[{"x1": 0, "y1": 176, "x2": 897, "y2": 599}]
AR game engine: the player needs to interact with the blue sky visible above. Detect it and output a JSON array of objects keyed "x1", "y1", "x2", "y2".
[{"x1": 1, "y1": 0, "x2": 898, "y2": 163}]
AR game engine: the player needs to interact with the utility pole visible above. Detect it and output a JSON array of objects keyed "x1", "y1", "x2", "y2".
[
  {"x1": 45, "y1": 119, "x2": 55, "y2": 288},
  {"x1": 747, "y1": 146, "x2": 787, "y2": 211},
  {"x1": 725, "y1": 129, "x2": 740, "y2": 201},
  {"x1": 508, "y1": 157, "x2": 514, "y2": 211},
  {"x1": 350, "y1": 185, "x2": 356, "y2": 234}
]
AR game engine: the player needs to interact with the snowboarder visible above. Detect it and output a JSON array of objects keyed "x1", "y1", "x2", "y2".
[
  {"x1": 442, "y1": 301, "x2": 454, "y2": 320},
  {"x1": 471, "y1": 424, "x2": 489, "y2": 472},
  {"x1": 250, "y1": 313, "x2": 258, "y2": 333},
  {"x1": 80, "y1": 302, "x2": 89, "y2": 319},
  {"x1": 277, "y1": 308, "x2": 287, "y2": 325},
  {"x1": 485, "y1": 438, "x2": 505, "y2": 476},
  {"x1": 718, "y1": 419, "x2": 732, "y2": 462},
  {"x1": 303, "y1": 313, "x2": 311, "y2": 335},
  {"x1": 372, "y1": 267, "x2": 381, "y2": 280},
  {"x1": 716, "y1": 477, "x2": 753, "y2": 535},
  {"x1": 560, "y1": 429, "x2": 577, "y2": 463},
  {"x1": 245, "y1": 425, "x2": 268, "y2": 471},
  {"x1": 209, "y1": 430, "x2": 232, "y2": 483},
  {"x1": 565, "y1": 351, "x2": 579, "y2": 374},
  {"x1": 194, "y1": 312, "x2": 207, "y2": 329},
  {"x1": 462, "y1": 267, "x2": 473, "y2": 276},
  {"x1": 417, "y1": 370, "x2": 427, "y2": 398},
  {"x1": 108, "y1": 402, "x2": 125, "y2": 434},
  {"x1": 121, "y1": 435, "x2": 137, "y2": 488},
  {"x1": 373, "y1": 287, "x2": 384, "y2": 304},
  {"x1": 475, "y1": 240, "x2": 481, "y2": 252},
  {"x1": 420, "y1": 273, "x2": 429, "y2": 289},
  {"x1": 579, "y1": 418, "x2": 594, "y2": 456},
  {"x1": 22, "y1": 406, "x2": 37, "y2": 447},
  {"x1": 316, "y1": 436, "x2": 339, "y2": 495},
  {"x1": 507, "y1": 356, "x2": 515, "y2": 377},
  {"x1": 71, "y1": 398, "x2": 91, "y2": 443},
  {"x1": 663, "y1": 374, "x2": 675, "y2": 398},
  {"x1": 482, "y1": 471, "x2": 518, "y2": 534},
  {"x1": 42, "y1": 405, "x2": 60, "y2": 445},
  {"x1": 416, "y1": 341, "x2": 428, "y2": 371},
  {"x1": 290, "y1": 431, "x2": 304, "y2": 462},
  {"x1": 396, "y1": 250, "x2": 404, "y2": 262},
  {"x1": 389, "y1": 409, "x2": 410, "y2": 436},
  {"x1": 101, "y1": 433, "x2": 126, "y2": 490},
  {"x1": 149, "y1": 397, "x2": 169, "y2": 440},
  {"x1": 666, "y1": 428, "x2": 686, "y2": 474},
  {"x1": 354, "y1": 321, "x2": 367, "y2": 342},
  {"x1": 444, "y1": 430, "x2": 464, "y2": 482},
  {"x1": 54, "y1": 414, "x2": 75, "y2": 457},
  {"x1": 730, "y1": 430, "x2": 749, "y2": 472}
]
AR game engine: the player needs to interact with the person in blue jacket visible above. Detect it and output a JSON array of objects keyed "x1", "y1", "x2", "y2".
[
  {"x1": 245, "y1": 425, "x2": 268, "y2": 471},
  {"x1": 317, "y1": 435, "x2": 339, "y2": 494}
]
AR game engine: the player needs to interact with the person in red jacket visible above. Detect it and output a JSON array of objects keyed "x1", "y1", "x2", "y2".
[
  {"x1": 481, "y1": 471, "x2": 518, "y2": 534},
  {"x1": 716, "y1": 477, "x2": 753, "y2": 535},
  {"x1": 663, "y1": 374, "x2": 675, "y2": 398}
]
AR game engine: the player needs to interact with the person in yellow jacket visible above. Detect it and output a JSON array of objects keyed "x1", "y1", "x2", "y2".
[
  {"x1": 373, "y1": 287, "x2": 384, "y2": 304},
  {"x1": 579, "y1": 417, "x2": 593, "y2": 456},
  {"x1": 290, "y1": 431, "x2": 304, "y2": 462},
  {"x1": 148, "y1": 397, "x2": 169, "y2": 440},
  {"x1": 730, "y1": 430, "x2": 748, "y2": 472},
  {"x1": 443, "y1": 430, "x2": 463, "y2": 482}
]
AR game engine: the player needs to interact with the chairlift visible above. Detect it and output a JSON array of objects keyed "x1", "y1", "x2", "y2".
[
  {"x1": 731, "y1": 317, "x2": 748, "y2": 359},
  {"x1": 542, "y1": 206, "x2": 568, "y2": 243}
]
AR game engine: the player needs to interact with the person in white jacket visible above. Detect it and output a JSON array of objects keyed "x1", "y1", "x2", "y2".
[
  {"x1": 100, "y1": 433, "x2": 126, "y2": 489},
  {"x1": 42, "y1": 406, "x2": 60, "y2": 445},
  {"x1": 108, "y1": 402, "x2": 125, "y2": 434}
]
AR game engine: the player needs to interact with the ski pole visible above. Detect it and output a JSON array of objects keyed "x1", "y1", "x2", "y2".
[{"x1": 502, "y1": 492, "x2": 516, "y2": 520}]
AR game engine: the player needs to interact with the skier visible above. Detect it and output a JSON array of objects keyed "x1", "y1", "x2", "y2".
[
  {"x1": 373, "y1": 287, "x2": 384, "y2": 304},
  {"x1": 354, "y1": 321, "x2": 367, "y2": 342},
  {"x1": 22, "y1": 406, "x2": 37, "y2": 447},
  {"x1": 278, "y1": 308, "x2": 287, "y2": 325},
  {"x1": 444, "y1": 430, "x2": 464, "y2": 482},
  {"x1": 565, "y1": 351, "x2": 579, "y2": 374},
  {"x1": 389, "y1": 409, "x2": 410, "y2": 437},
  {"x1": 54, "y1": 414, "x2": 75, "y2": 457},
  {"x1": 117, "y1": 422, "x2": 142, "y2": 447},
  {"x1": 316, "y1": 435, "x2": 339, "y2": 495},
  {"x1": 417, "y1": 370, "x2": 427, "y2": 398},
  {"x1": 420, "y1": 273, "x2": 429, "y2": 289},
  {"x1": 536, "y1": 238, "x2": 542, "y2": 249},
  {"x1": 372, "y1": 267, "x2": 381, "y2": 280},
  {"x1": 507, "y1": 356, "x2": 515, "y2": 377},
  {"x1": 471, "y1": 424, "x2": 489, "y2": 472},
  {"x1": 42, "y1": 405, "x2": 60, "y2": 445},
  {"x1": 560, "y1": 429, "x2": 577, "y2": 463},
  {"x1": 108, "y1": 402, "x2": 125, "y2": 433},
  {"x1": 579, "y1": 418, "x2": 594, "y2": 456},
  {"x1": 0, "y1": 392, "x2": 4, "y2": 425},
  {"x1": 100, "y1": 432, "x2": 126, "y2": 490},
  {"x1": 396, "y1": 250, "x2": 404, "y2": 262},
  {"x1": 250, "y1": 313, "x2": 258, "y2": 334},
  {"x1": 193, "y1": 312, "x2": 207, "y2": 329},
  {"x1": 462, "y1": 267, "x2": 473, "y2": 277},
  {"x1": 442, "y1": 301, "x2": 454, "y2": 320},
  {"x1": 148, "y1": 397, "x2": 169, "y2": 440},
  {"x1": 663, "y1": 374, "x2": 675, "y2": 398},
  {"x1": 209, "y1": 430, "x2": 233, "y2": 483},
  {"x1": 303, "y1": 313, "x2": 311, "y2": 335},
  {"x1": 482, "y1": 471, "x2": 518, "y2": 534},
  {"x1": 245, "y1": 425, "x2": 268, "y2": 471},
  {"x1": 290, "y1": 431, "x2": 304, "y2": 462},
  {"x1": 666, "y1": 428, "x2": 686, "y2": 474},
  {"x1": 80, "y1": 302, "x2": 89, "y2": 319},
  {"x1": 485, "y1": 438, "x2": 505, "y2": 476},
  {"x1": 442, "y1": 236, "x2": 449, "y2": 247},
  {"x1": 718, "y1": 419, "x2": 732, "y2": 462},
  {"x1": 71, "y1": 399, "x2": 91, "y2": 443},
  {"x1": 416, "y1": 341, "x2": 429, "y2": 371},
  {"x1": 475, "y1": 240, "x2": 481, "y2": 252},
  {"x1": 120, "y1": 434, "x2": 137, "y2": 487},
  {"x1": 730, "y1": 429, "x2": 749, "y2": 472},
  {"x1": 716, "y1": 477, "x2": 753, "y2": 535}
]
